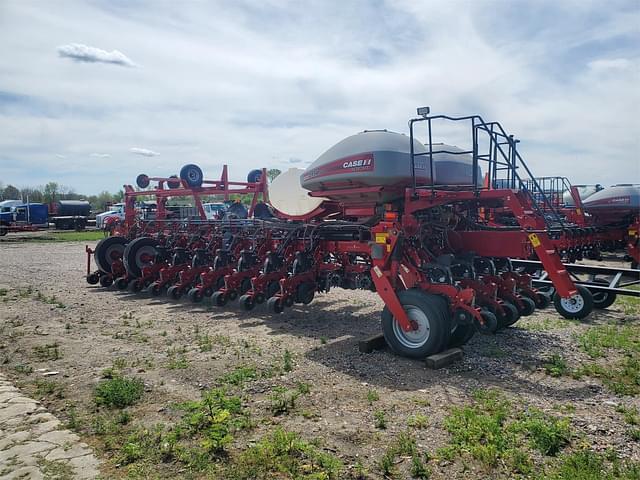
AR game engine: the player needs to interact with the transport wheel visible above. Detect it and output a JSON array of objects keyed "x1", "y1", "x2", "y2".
[
  {"x1": 500, "y1": 302, "x2": 521, "y2": 327},
  {"x1": 99, "y1": 275, "x2": 113, "y2": 288},
  {"x1": 553, "y1": 285, "x2": 593, "y2": 320},
  {"x1": 590, "y1": 280, "x2": 617, "y2": 310},
  {"x1": 476, "y1": 309, "x2": 498, "y2": 334},
  {"x1": 211, "y1": 291, "x2": 227, "y2": 307},
  {"x1": 267, "y1": 297, "x2": 284, "y2": 313},
  {"x1": 94, "y1": 236, "x2": 128, "y2": 274},
  {"x1": 114, "y1": 277, "x2": 128, "y2": 290},
  {"x1": 147, "y1": 282, "x2": 162, "y2": 296},
  {"x1": 86, "y1": 273, "x2": 100, "y2": 285},
  {"x1": 127, "y1": 278, "x2": 143, "y2": 293},
  {"x1": 518, "y1": 296, "x2": 536, "y2": 316},
  {"x1": 136, "y1": 174, "x2": 150, "y2": 188},
  {"x1": 239, "y1": 295, "x2": 255, "y2": 311},
  {"x1": 167, "y1": 285, "x2": 182, "y2": 300},
  {"x1": 247, "y1": 169, "x2": 262, "y2": 183},
  {"x1": 123, "y1": 237, "x2": 158, "y2": 278},
  {"x1": 187, "y1": 288, "x2": 203, "y2": 303},
  {"x1": 179, "y1": 164, "x2": 203, "y2": 187},
  {"x1": 381, "y1": 289, "x2": 449, "y2": 359}
]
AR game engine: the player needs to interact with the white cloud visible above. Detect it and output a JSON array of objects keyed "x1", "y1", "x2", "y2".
[
  {"x1": 130, "y1": 147, "x2": 159, "y2": 157},
  {"x1": 588, "y1": 58, "x2": 632, "y2": 72},
  {"x1": 55, "y1": 154, "x2": 66, "y2": 159},
  {"x1": 90, "y1": 152, "x2": 111, "y2": 158},
  {"x1": 288, "y1": 158, "x2": 302, "y2": 164},
  {"x1": 57, "y1": 43, "x2": 135, "y2": 67}
]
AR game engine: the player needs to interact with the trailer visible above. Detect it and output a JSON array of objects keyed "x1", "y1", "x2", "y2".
[{"x1": 84, "y1": 108, "x2": 639, "y2": 359}]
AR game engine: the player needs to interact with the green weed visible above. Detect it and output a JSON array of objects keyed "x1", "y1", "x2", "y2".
[
  {"x1": 95, "y1": 376, "x2": 144, "y2": 408},
  {"x1": 544, "y1": 354, "x2": 569, "y2": 377}
]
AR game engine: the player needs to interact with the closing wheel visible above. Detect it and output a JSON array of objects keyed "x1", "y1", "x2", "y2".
[
  {"x1": 114, "y1": 277, "x2": 128, "y2": 290},
  {"x1": 99, "y1": 275, "x2": 113, "y2": 287},
  {"x1": 296, "y1": 282, "x2": 315, "y2": 305},
  {"x1": 94, "y1": 236, "x2": 127, "y2": 274},
  {"x1": 211, "y1": 291, "x2": 228, "y2": 307},
  {"x1": 179, "y1": 164, "x2": 203, "y2": 188},
  {"x1": 381, "y1": 289, "x2": 449, "y2": 359},
  {"x1": 517, "y1": 296, "x2": 536, "y2": 316},
  {"x1": 187, "y1": 288, "x2": 203, "y2": 303},
  {"x1": 534, "y1": 291, "x2": 552, "y2": 309},
  {"x1": 500, "y1": 302, "x2": 521, "y2": 327},
  {"x1": 146, "y1": 282, "x2": 162, "y2": 296},
  {"x1": 267, "y1": 296, "x2": 284, "y2": 313},
  {"x1": 86, "y1": 273, "x2": 100, "y2": 285},
  {"x1": 127, "y1": 278, "x2": 143, "y2": 293},
  {"x1": 590, "y1": 280, "x2": 617, "y2": 310},
  {"x1": 553, "y1": 285, "x2": 593, "y2": 320},
  {"x1": 475, "y1": 310, "x2": 498, "y2": 335},
  {"x1": 239, "y1": 294, "x2": 255, "y2": 311},
  {"x1": 449, "y1": 309, "x2": 475, "y2": 348},
  {"x1": 167, "y1": 285, "x2": 182, "y2": 300}
]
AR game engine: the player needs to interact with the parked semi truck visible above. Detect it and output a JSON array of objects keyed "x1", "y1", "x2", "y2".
[{"x1": 0, "y1": 200, "x2": 91, "y2": 235}]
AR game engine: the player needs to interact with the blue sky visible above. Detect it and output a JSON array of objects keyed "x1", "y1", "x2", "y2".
[{"x1": 0, "y1": 0, "x2": 638, "y2": 194}]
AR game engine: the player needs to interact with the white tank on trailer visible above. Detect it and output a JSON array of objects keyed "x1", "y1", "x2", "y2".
[
  {"x1": 301, "y1": 130, "x2": 480, "y2": 203},
  {"x1": 562, "y1": 184, "x2": 602, "y2": 207}
]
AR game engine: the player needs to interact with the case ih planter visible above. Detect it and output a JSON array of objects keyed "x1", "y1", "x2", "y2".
[{"x1": 85, "y1": 109, "x2": 640, "y2": 359}]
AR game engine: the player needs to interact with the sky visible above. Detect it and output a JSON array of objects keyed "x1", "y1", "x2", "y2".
[{"x1": 0, "y1": 0, "x2": 639, "y2": 194}]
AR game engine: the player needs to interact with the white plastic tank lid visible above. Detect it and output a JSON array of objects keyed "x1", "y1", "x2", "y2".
[{"x1": 269, "y1": 168, "x2": 326, "y2": 217}]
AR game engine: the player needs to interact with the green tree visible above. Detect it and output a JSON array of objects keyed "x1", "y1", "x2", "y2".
[
  {"x1": 267, "y1": 168, "x2": 282, "y2": 182},
  {"x1": 3, "y1": 184, "x2": 20, "y2": 201},
  {"x1": 43, "y1": 182, "x2": 59, "y2": 203}
]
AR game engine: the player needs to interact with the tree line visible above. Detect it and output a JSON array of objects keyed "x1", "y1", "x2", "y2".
[{"x1": 0, "y1": 181, "x2": 123, "y2": 212}]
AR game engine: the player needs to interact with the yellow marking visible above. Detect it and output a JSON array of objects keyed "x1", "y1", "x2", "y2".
[
  {"x1": 375, "y1": 233, "x2": 388, "y2": 244},
  {"x1": 528, "y1": 233, "x2": 541, "y2": 248},
  {"x1": 630, "y1": 229, "x2": 638, "y2": 237},
  {"x1": 387, "y1": 245, "x2": 391, "y2": 252},
  {"x1": 575, "y1": 208, "x2": 581, "y2": 215},
  {"x1": 373, "y1": 266, "x2": 383, "y2": 278}
]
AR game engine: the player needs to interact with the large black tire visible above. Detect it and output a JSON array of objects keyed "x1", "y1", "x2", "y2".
[
  {"x1": 590, "y1": 280, "x2": 617, "y2": 310},
  {"x1": 500, "y1": 302, "x2": 521, "y2": 327},
  {"x1": 136, "y1": 174, "x2": 150, "y2": 188},
  {"x1": 247, "y1": 169, "x2": 262, "y2": 183},
  {"x1": 94, "y1": 236, "x2": 128, "y2": 273},
  {"x1": 381, "y1": 289, "x2": 449, "y2": 359},
  {"x1": 123, "y1": 237, "x2": 159, "y2": 278},
  {"x1": 167, "y1": 175, "x2": 181, "y2": 189},
  {"x1": 553, "y1": 285, "x2": 593, "y2": 320},
  {"x1": 179, "y1": 164, "x2": 203, "y2": 187},
  {"x1": 226, "y1": 202, "x2": 248, "y2": 219}
]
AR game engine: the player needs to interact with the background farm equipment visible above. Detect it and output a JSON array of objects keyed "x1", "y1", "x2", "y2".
[{"x1": 85, "y1": 108, "x2": 640, "y2": 360}]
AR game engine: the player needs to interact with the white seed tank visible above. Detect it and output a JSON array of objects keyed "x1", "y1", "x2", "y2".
[{"x1": 301, "y1": 130, "x2": 480, "y2": 203}]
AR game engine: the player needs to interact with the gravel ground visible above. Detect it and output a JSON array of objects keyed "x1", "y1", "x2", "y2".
[{"x1": 0, "y1": 241, "x2": 638, "y2": 478}]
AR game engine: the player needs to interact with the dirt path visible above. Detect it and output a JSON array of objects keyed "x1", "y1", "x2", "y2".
[{"x1": 0, "y1": 241, "x2": 638, "y2": 478}]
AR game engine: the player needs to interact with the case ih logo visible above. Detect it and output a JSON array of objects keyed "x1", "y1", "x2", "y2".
[{"x1": 303, "y1": 153, "x2": 374, "y2": 181}]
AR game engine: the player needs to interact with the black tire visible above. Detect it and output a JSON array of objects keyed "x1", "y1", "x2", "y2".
[
  {"x1": 500, "y1": 302, "x2": 521, "y2": 327},
  {"x1": 247, "y1": 169, "x2": 262, "y2": 183},
  {"x1": 381, "y1": 289, "x2": 449, "y2": 359},
  {"x1": 212, "y1": 291, "x2": 227, "y2": 307},
  {"x1": 449, "y1": 323, "x2": 475, "y2": 348},
  {"x1": 86, "y1": 273, "x2": 100, "y2": 285},
  {"x1": 553, "y1": 285, "x2": 593, "y2": 320},
  {"x1": 127, "y1": 278, "x2": 143, "y2": 293},
  {"x1": 167, "y1": 285, "x2": 182, "y2": 300},
  {"x1": 167, "y1": 175, "x2": 181, "y2": 189},
  {"x1": 476, "y1": 310, "x2": 498, "y2": 334},
  {"x1": 267, "y1": 296, "x2": 284, "y2": 313},
  {"x1": 590, "y1": 280, "x2": 617, "y2": 310},
  {"x1": 295, "y1": 282, "x2": 315, "y2": 305},
  {"x1": 240, "y1": 278, "x2": 252, "y2": 295},
  {"x1": 518, "y1": 296, "x2": 536, "y2": 316},
  {"x1": 99, "y1": 275, "x2": 113, "y2": 287},
  {"x1": 0, "y1": 225, "x2": 8, "y2": 236},
  {"x1": 94, "y1": 236, "x2": 128, "y2": 273},
  {"x1": 534, "y1": 292, "x2": 552, "y2": 309},
  {"x1": 114, "y1": 277, "x2": 128, "y2": 290},
  {"x1": 123, "y1": 237, "x2": 159, "y2": 278},
  {"x1": 146, "y1": 282, "x2": 162, "y2": 296},
  {"x1": 266, "y1": 281, "x2": 280, "y2": 299},
  {"x1": 136, "y1": 174, "x2": 150, "y2": 188},
  {"x1": 187, "y1": 288, "x2": 203, "y2": 303},
  {"x1": 180, "y1": 164, "x2": 203, "y2": 188},
  {"x1": 239, "y1": 294, "x2": 255, "y2": 311}
]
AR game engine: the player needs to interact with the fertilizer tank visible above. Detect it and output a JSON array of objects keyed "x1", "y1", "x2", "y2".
[
  {"x1": 301, "y1": 130, "x2": 480, "y2": 203},
  {"x1": 562, "y1": 184, "x2": 602, "y2": 207},
  {"x1": 54, "y1": 200, "x2": 91, "y2": 217}
]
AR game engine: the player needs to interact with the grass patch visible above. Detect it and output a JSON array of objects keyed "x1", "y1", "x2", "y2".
[
  {"x1": 544, "y1": 354, "x2": 569, "y2": 377},
  {"x1": 374, "y1": 410, "x2": 387, "y2": 429},
  {"x1": 35, "y1": 379, "x2": 65, "y2": 399},
  {"x1": 540, "y1": 448, "x2": 640, "y2": 479},
  {"x1": 226, "y1": 428, "x2": 342, "y2": 479},
  {"x1": 378, "y1": 430, "x2": 419, "y2": 477},
  {"x1": 439, "y1": 389, "x2": 571, "y2": 475},
  {"x1": 33, "y1": 342, "x2": 62, "y2": 361},
  {"x1": 220, "y1": 366, "x2": 258, "y2": 386},
  {"x1": 95, "y1": 375, "x2": 144, "y2": 408},
  {"x1": 25, "y1": 230, "x2": 106, "y2": 242},
  {"x1": 520, "y1": 317, "x2": 577, "y2": 331},
  {"x1": 367, "y1": 389, "x2": 379, "y2": 404},
  {"x1": 577, "y1": 325, "x2": 640, "y2": 359},
  {"x1": 407, "y1": 413, "x2": 429, "y2": 429},
  {"x1": 37, "y1": 458, "x2": 74, "y2": 480},
  {"x1": 574, "y1": 355, "x2": 640, "y2": 396}
]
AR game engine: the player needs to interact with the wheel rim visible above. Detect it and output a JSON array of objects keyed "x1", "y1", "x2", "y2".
[
  {"x1": 592, "y1": 292, "x2": 608, "y2": 303},
  {"x1": 135, "y1": 246, "x2": 156, "y2": 269},
  {"x1": 391, "y1": 305, "x2": 431, "y2": 349},
  {"x1": 560, "y1": 294, "x2": 584, "y2": 313},
  {"x1": 106, "y1": 244, "x2": 125, "y2": 262}
]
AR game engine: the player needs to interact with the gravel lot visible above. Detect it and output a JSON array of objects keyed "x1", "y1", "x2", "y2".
[{"x1": 0, "y1": 240, "x2": 638, "y2": 478}]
